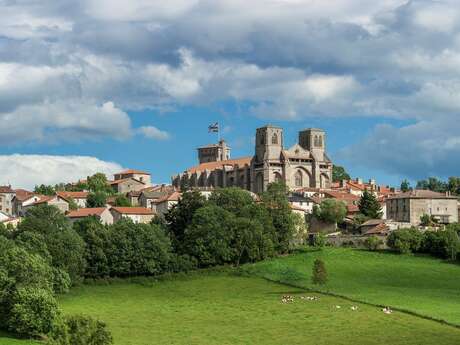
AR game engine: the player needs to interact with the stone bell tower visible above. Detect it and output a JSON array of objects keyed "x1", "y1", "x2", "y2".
[{"x1": 252, "y1": 125, "x2": 284, "y2": 193}]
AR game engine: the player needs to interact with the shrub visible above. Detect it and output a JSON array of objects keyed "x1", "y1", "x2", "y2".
[
  {"x1": 313, "y1": 199, "x2": 347, "y2": 223},
  {"x1": 313, "y1": 233, "x2": 326, "y2": 248},
  {"x1": 363, "y1": 236, "x2": 383, "y2": 251},
  {"x1": 311, "y1": 259, "x2": 328, "y2": 285},
  {"x1": 7, "y1": 287, "x2": 59, "y2": 336},
  {"x1": 52, "y1": 268, "x2": 71, "y2": 294},
  {"x1": 168, "y1": 254, "x2": 198, "y2": 273},
  {"x1": 422, "y1": 228, "x2": 460, "y2": 260},
  {"x1": 48, "y1": 315, "x2": 113, "y2": 345},
  {"x1": 387, "y1": 228, "x2": 423, "y2": 254}
]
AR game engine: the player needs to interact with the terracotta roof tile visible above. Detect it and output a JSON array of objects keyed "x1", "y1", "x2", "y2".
[
  {"x1": 110, "y1": 207, "x2": 154, "y2": 215},
  {"x1": 0, "y1": 185, "x2": 14, "y2": 193},
  {"x1": 187, "y1": 157, "x2": 252, "y2": 174},
  {"x1": 67, "y1": 208, "x2": 107, "y2": 218},
  {"x1": 116, "y1": 169, "x2": 151, "y2": 175},
  {"x1": 57, "y1": 191, "x2": 88, "y2": 200}
]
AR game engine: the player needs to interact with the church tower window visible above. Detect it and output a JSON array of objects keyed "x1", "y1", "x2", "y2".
[
  {"x1": 295, "y1": 170, "x2": 303, "y2": 187},
  {"x1": 272, "y1": 133, "x2": 278, "y2": 145}
]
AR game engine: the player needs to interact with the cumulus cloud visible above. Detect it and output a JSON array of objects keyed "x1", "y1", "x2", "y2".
[
  {"x1": 0, "y1": 155, "x2": 124, "y2": 189},
  {"x1": 1, "y1": 0, "x2": 460, "y2": 177},
  {"x1": 138, "y1": 126, "x2": 170, "y2": 140}
]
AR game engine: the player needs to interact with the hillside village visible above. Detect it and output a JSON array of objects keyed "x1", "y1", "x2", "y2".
[{"x1": 1, "y1": 125, "x2": 458, "y2": 245}]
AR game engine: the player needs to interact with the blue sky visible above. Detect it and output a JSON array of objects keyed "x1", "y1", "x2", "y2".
[{"x1": 1, "y1": 0, "x2": 459, "y2": 189}]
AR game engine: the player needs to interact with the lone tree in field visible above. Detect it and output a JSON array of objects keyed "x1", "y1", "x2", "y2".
[
  {"x1": 311, "y1": 259, "x2": 328, "y2": 285},
  {"x1": 358, "y1": 189, "x2": 383, "y2": 219}
]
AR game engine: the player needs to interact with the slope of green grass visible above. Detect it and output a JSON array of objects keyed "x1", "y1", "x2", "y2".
[
  {"x1": 53, "y1": 273, "x2": 460, "y2": 345},
  {"x1": 244, "y1": 247, "x2": 460, "y2": 325},
  {"x1": 0, "y1": 331, "x2": 40, "y2": 345}
]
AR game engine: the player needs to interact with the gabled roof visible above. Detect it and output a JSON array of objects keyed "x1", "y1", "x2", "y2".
[
  {"x1": 364, "y1": 223, "x2": 389, "y2": 235},
  {"x1": 115, "y1": 169, "x2": 151, "y2": 176},
  {"x1": 155, "y1": 191, "x2": 181, "y2": 203},
  {"x1": 67, "y1": 208, "x2": 107, "y2": 218},
  {"x1": 30, "y1": 195, "x2": 55, "y2": 205},
  {"x1": 388, "y1": 190, "x2": 458, "y2": 200},
  {"x1": 283, "y1": 144, "x2": 311, "y2": 159},
  {"x1": 323, "y1": 190, "x2": 360, "y2": 202},
  {"x1": 0, "y1": 185, "x2": 14, "y2": 193},
  {"x1": 109, "y1": 177, "x2": 145, "y2": 185},
  {"x1": 57, "y1": 191, "x2": 88, "y2": 200},
  {"x1": 110, "y1": 207, "x2": 154, "y2": 215},
  {"x1": 361, "y1": 219, "x2": 385, "y2": 227},
  {"x1": 187, "y1": 157, "x2": 252, "y2": 174},
  {"x1": 14, "y1": 189, "x2": 34, "y2": 201}
]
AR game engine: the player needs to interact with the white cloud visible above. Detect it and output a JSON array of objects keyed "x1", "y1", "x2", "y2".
[
  {"x1": 0, "y1": 155, "x2": 124, "y2": 189},
  {"x1": 0, "y1": 101, "x2": 132, "y2": 145},
  {"x1": 1, "y1": 0, "x2": 460, "y2": 178},
  {"x1": 138, "y1": 126, "x2": 170, "y2": 140}
]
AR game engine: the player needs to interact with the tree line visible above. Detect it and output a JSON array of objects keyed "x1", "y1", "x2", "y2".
[
  {"x1": 400, "y1": 176, "x2": 460, "y2": 194},
  {"x1": 0, "y1": 183, "x2": 300, "y2": 343}
]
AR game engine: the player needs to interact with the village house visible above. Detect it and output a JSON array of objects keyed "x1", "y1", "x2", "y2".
[
  {"x1": 110, "y1": 207, "x2": 155, "y2": 224},
  {"x1": 0, "y1": 185, "x2": 15, "y2": 216},
  {"x1": 23, "y1": 195, "x2": 70, "y2": 214},
  {"x1": 67, "y1": 207, "x2": 114, "y2": 225},
  {"x1": 110, "y1": 177, "x2": 146, "y2": 194},
  {"x1": 113, "y1": 169, "x2": 152, "y2": 187},
  {"x1": 386, "y1": 190, "x2": 459, "y2": 226},
  {"x1": 153, "y1": 191, "x2": 181, "y2": 215},
  {"x1": 57, "y1": 191, "x2": 89, "y2": 208}
]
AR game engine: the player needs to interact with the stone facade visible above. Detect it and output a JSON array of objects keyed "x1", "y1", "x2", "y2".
[
  {"x1": 386, "y1": 190, "x2": 459, "y2": 225},
  {"x1": 172, "y1": 125, "x2": 333, "y2": 194},
  {"x1": 0, "y1": 186, "x2": 15, "y2": 216}
]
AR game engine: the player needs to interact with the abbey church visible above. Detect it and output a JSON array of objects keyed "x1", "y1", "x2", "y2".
[{"x1": 172, "y1": 125, "x2": 333, "y2": 193}]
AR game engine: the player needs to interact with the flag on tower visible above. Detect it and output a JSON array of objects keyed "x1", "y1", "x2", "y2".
[{"x1": 208, "y1": 122, "x2": 219, "y2": 133}]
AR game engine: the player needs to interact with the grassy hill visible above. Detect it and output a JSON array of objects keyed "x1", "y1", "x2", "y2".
[
  {"x1": 2, "y1": 248, "x2": 460, "y2": 345},
  {"x1": 244, "y1": 247, "x2": 460, "y2": 325}
]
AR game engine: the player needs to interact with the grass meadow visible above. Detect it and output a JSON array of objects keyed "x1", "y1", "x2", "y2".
[
  {"x1": 244, "y1": 247, "x2": 460, "y2": 325},
  {"x1": 2, "y1": 248, "x2": 460, "y2": 345}
]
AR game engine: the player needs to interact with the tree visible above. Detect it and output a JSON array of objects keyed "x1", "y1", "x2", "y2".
[
  {"x1": 313, "y1": 199, "x2": 347, "y2": 223},
  {"x1": 73, "y1": 218, "x2": 110, "y2": 278},
  {"x1": 16, "y1": 205, "x2": 86, "y2": 285},
  {"x1": 311, "y1": 259, "x2": 327, "y2": 285},
  {"x1": 332, "y1": 165, "x2": 351, "y2": 183},
  {"x1": 209, "y1": 187, "x2": 255, "y2": 216},
  {"x1": 87, "y1": 173, "x2": 113, "y2": 194},
  {"x1": 114, "y1": 194, "x2": 131, "y2": 207},
  {"x1": 106, "y1": 220, "x2": 172, "y2": 277},
  {"x1": 165, "y1": 190, "x2": 207, "y2": 251},
  {"x1": 400, "y1": 179, "x2": 411, "y2": 193},
  {"x1": 448, "y1": 177, "x2": 460, "y2": 195},
  {"x1": 387, "y1": 228, "x2": 423, "y2": 254},
  {"x1": 358, "y1": 189, "x2": 382, "y2": 219},
  {"x1": 183, "y1": 206, "x2": 236, "y2": 267},
  {"x1": 34, "y1": 184, "x2": 56, "y2": 196},
  {"x1": 420, "y1": 214, "x2": 432, "y2": 227},
  {"x1": 86, "y1": 192, "x2": 108, "y2": 208},
  {"x1": 260, "y1": 182, "x2": 296, "y2": 254},
  {"x1": 416, "y1": 177, "x2": 447, "y2": 193}
]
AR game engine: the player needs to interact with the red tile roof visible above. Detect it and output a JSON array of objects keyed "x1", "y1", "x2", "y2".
[
  {"x1": 110, "y1": 207, "x2": 154, "y2": 215},
  {"x1": 323, "y1": 190, "x2": 360, "y2": 202},
  {"x1": 67, "y1": 208, "x2": 107, "y2": 218},
  {"x1": 57, "y1": 191, "x2": 88, "y2": 200},
  {"x1": 187, "y1": 157, "x2": 252, "y2": 174},
  {"x1": 0, "y1": 185, "x2": 14, "y2": 193},
  {"x1": 14, "y1": 189, "x2": 34, "y2": 201}
]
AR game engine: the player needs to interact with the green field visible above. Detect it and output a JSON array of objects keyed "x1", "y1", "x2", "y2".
[
  {"x1": 245, "y1": 247, "x2": 460, "y2": 325},
  {"x1": 2, "y1": 248, "x2": 460, "y2": 345}
]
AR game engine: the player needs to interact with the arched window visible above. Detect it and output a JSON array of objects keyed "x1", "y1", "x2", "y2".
[
  {"x1": 272, "y1": 133, "x2": 278, "y2": 145},
  {"x1": 295, "y1": 170, "x2": 303, "y2": 187},
  {"x1": 318, "y1": 136, "x2": 323, "y2": 147},
  {"x1": 274, "y1": 172, "x2": 282, "y2": 182}
]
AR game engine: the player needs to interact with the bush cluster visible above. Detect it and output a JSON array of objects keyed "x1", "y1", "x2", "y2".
[{"x1": 387, "y1": 225, "x2": 460, "y2": 260}]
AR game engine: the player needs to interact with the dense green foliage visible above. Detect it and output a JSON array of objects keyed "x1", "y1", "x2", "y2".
[
  {"x1": 387, "y1": 226, "x2": 460, "y2": 260},
  {"x1": 363, "y1": 235, "x2": 383, "y2": 251},
  {"x1": 332, "y1": 165, "x2": 351, "y2": 182},
  {"x1": 86, "y1": 192, "x2": 108, "y2": 208},
  {"x1": 313, "y1": 199, "x2": 347, "y2": 223},
  {"x1": 400, "y1": 179, "x2": 411, "y2": 192},
  {"x1": 34, "y1": 184, "x2": 56, "y2": 196},
  {"x1": 415, "y1": 176, "x2": 460, "y2": 195},
  {"x1": 48, "y1": 315, "x2": 113, "y2": 345},
  {"x1": 113, "y1": 194, "x2": 131, "y2": 207},
  {"x1": 358, "y1": 189, "x2": 382, "y2": 219}
]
